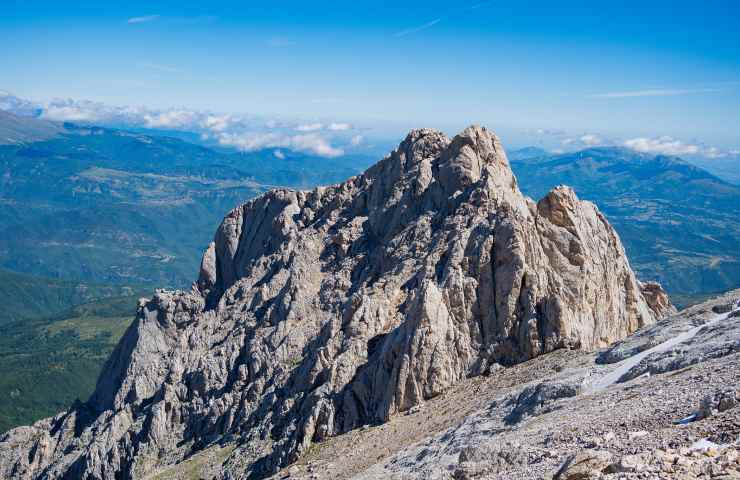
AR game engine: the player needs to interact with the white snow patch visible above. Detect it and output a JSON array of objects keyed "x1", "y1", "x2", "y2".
[
  {"x1": 585, "y1": 309, "x2": 734, "y2": 393},
  {"x1": 690, "y1": 438, "x2": 720, "y2": 451}
]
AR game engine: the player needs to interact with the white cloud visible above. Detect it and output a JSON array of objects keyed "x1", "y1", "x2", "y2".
[
  {"x1": 217, "y1": 132, "x2": 278, "y2": 151},
  {"x1": 534, "y1": 128, "x2": 566, "y2": 136},
  {"x1": 350, "y1": 135, "x2": 364, "y2": 146},
  {"x1": 273, "y1": 150, "x2": 285, "y2": 159},
  {"x1": 624, "y1": 136, "x2": 701, "y2": 156},
  {"x1": 561, "y1": 133, "x2": 604, "y2": 148},
  {"x1": 217, "y1": 132, "x2": 344, "y2": 157},
  {"x1": 42, "y1": 105, "x2": 101, "y2": 122},
  {"x1": 393, "y1": 18, "x2": 441, "y2": 38},
  {"x1": 39, "y1": 99, "x2": 133, "y2": 122},
  {"x1": 328, "y1": 122, "x2": 352, "y2": 131},
  {"x1": 0, "y1": 92, "x2": 354, "y2": 158},
  {"x1": 290, "y1": 134, "x2": 344, "y2": 157},
  {"x1": 703, "y1": 146, "x2": 726, "y2": 159},
  {"x1": 293, "y1": 120, "x2": 352, "y2": 132},
  {"x1": 588, "y1": 88, "x2": 719, "y2": 99},
  {"x1": 30, "y1": 98, "x2": 151, "y2": 125},
  {"x1": 729, "y1": 150, "x2": 740, "y2": 156},
  {"x1": 143, "y1": 110, "x2": 199, "y2": 129},
  {"x1": 201, "y1": 114, "x2": 233, "y2": 132},
  {"x1": 127, "y1": 15, "x2": 161, "y2": 24},
  {"x1": 296, "y1": 123, "x2": 323, "y2": 132},
  {"x1": 579, "y1": 134, "x2": 602, "y2": 146}
]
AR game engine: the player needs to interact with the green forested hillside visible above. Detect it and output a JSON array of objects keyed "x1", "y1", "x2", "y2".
[
  {"x1": 0, "y1": 295, "x2": 143, "y2": 432},
  {"x1": 0, "y1": 269, "x2": 139, "y2": 324},
  {"x1": 0, "y1": 269, "x2": 149, "y2": 432}
]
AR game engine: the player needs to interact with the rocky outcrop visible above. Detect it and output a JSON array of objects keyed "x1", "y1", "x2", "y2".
[{"x1": 0, "y1": 126, "x2": 672, "y2": 479}]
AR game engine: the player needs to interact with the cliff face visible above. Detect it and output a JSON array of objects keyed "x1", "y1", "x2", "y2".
[{"x1": 0, "y1": 126, "x2": 673, "y2": 479}]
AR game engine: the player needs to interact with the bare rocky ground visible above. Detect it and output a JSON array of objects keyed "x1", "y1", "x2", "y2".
[{"x1": 258, "y1": 289, "x2": 740, "y2": 480}]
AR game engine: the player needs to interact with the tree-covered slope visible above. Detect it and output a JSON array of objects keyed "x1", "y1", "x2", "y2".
[{"x1": 0, "y1": 294, "x2": 147, "y2": 432}]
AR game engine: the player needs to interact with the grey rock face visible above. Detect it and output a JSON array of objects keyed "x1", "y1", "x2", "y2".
[{"x1": 0, "y1": 126, "x2": 671, "y2": 479}]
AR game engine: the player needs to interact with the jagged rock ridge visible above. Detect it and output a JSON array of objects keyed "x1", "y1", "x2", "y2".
[{"x1": 0, "y1": 126, "x2": 673, "y2": 479}]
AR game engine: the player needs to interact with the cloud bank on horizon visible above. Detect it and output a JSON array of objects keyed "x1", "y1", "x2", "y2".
[
  {"x1": 0, "y1": 92, "x2": 361, "y2": 157},
  {"x1": 534, "y1": 127, "x2": 736, "y2": 160},
  {"x1": 0, "y1": 90, "x2": 736, "y2": 161}
]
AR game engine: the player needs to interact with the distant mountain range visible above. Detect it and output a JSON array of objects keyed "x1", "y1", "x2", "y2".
[{"x1": 509, "y1": 146, "x2": 740, "y2": 304}]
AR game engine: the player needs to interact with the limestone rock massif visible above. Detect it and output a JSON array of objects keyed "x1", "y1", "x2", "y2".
[{"x1": 0, "y1": 126, "x2": 673, "y2": 479}]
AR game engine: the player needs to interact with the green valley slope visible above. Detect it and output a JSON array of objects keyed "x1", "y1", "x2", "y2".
[
  {"x1": 0, "y1": 269, "x2": 138, "y2": 324},
  {"x1": 0, "y1": 269, "x2": 149, "y2": 432},
  {"x1": 0, "y1": 295, "x2": 143, "y2": 432}
]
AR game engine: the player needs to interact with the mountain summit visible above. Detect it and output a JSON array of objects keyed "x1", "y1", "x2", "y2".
[{"x1": 0, "y1": 126, "x2": 673, "y2": 479}]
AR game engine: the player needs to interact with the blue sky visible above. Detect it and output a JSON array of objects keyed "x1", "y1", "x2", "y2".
[{"x1": 2, "y1": 0, "x2": 739, "y2": 155}]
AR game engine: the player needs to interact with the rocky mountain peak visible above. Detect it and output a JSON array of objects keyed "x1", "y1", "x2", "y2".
[
  {"x1": 438, "y1": 125, "x2": 515, "y2": 192},
  {"x1": 0, "y1": 126, "x2": 674, "y2": 480}
]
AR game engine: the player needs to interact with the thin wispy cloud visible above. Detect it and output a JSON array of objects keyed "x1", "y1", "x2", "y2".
[
  {"x1": 468, "y1": 1, "x2": 494, "y2": 10},
  {"x1": 588, "y1": 88, "x2": 719, "y2": 99},
  {"x1": 624, "y1": 136, "x2": 701, "y2": 156},
  {"x1": 533, "y1": 128, "x2": 566, "y2": 136},
  {"x1": 296, "y1": 123, "x2": 323, "y2": 132},
  {"x1": 393, "y1": 3, "x2": 485, "y2": 38},
  {"x1": 328, "y1": 122, "x2": 352, "y2": 131},
  {"x1": 393, "y1": 18, "x2": 441, "y2": 38},
  {"x1": 139, "y1": 62, "x2": 181, "y2": 73},
  {"x1": 127, "y1": 15, "x2": 161, "y2": 25}
]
